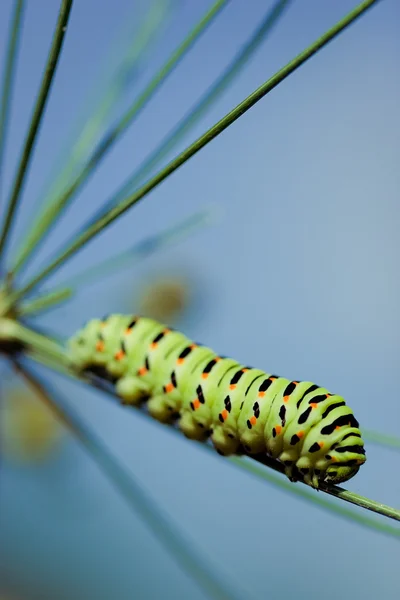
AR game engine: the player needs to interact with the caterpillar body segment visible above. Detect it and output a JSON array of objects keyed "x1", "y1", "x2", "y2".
[{"x1": 68, "y1": 315, "x2": 366, "y2": 488}]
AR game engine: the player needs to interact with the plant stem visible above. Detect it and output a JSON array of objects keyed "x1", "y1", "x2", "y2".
[
  {"x1": 13, "y1": 359, "x2": 252, "y2": 600},
  {"x1": 0, "y1": 0, "x2": 73, "y2": 266},
  {"x1": 0, "y1": 0, "x2": 25, "y2": 210},
  {"x1": 363, "y1": 429, "x2": 400, "y2": 451},
  {"x1": 9, "y1": 0, "x2": 229, "y2": 276},
  {"x1": 72, "y1": 0, "x2": 293, "y2": 235},
  {"x1": 227, "y1": 456, "x2": 400, "y2": 539},
  {"x1": 0, "y1": 317, "x2": 71, "y2": 369},
  {"x1": 9, "y1": 0, "x2": 174, "y2": 278},
  {"x1": 4, "y1": 0, "x2": 381, "y2": 312},
  {"x1": 18, "y1": 287, "x2": 73, "y2": 316},
  {"x1": 17, "y1": 208, "x2": 213, "y2": 315},
  {"x1": 249, "y1": 454, "x2": 400, "y2": 522}
]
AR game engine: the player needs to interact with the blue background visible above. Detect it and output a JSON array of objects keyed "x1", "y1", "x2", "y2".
[{"x1": 0, "y1": 1, "x2": 399, "y2": 599}]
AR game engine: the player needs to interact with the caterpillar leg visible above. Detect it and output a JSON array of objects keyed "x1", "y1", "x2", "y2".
[
  {"x1": 147, "y1": 394, "x2": 178, "y2": 423},
  {"x1": 211, "y1": 427, "x2": 240, "y2": 456},
  {"x1": 115, "y1": 375, "x2": 150, "y2": 405},
  {"x1": 179, "y1": 412, "x2": 209, "y2": 442}
]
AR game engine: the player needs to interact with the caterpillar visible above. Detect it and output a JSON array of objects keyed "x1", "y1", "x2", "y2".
[{"x1": 68, "y1": 314, "x2": 366, "y2": 488}]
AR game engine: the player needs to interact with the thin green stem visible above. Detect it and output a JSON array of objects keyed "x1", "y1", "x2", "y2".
[
  {"x1": 4, "y1": 0, "x2": 381, "y2": 312},
  {"x1": 17, "y1": 209, "x2": 213, "y2": 316},
  {"x1": 249, "y1": 454, "x2": 400, "y2": 522},
  {"x1": 13, "y1": 359, "x2": 252, "y2": 600},
  {"x1": 9, "y1": 0, "x2": 229, "y2": 276},
  {"x1": 363, "y1": 429, "x2": 400, "y2": 451},
  {"x1": 2, "y1": 317, "x2": 399, "y2": 530},
  {"x1": 227, "y1": 457, "x2": 400, "y2": 539},
  {"x1": 73, "y1": 0, "x2": 293, "y2": 232},
  {"x1": 18, "y1": 287, "x2": 73, "y2": 316},
  {"x1": 0, "y1": 0, "x2": 73, "y2": 265},
  {"x1": 0, "y1": 0, "x2": 25, "y2": 209},
  {"x1": 9, "y1": 0, "x2": 174, "y2": 279},
  {"x1": 0, "y1": 317, "x2": 71, "y2": 369}
]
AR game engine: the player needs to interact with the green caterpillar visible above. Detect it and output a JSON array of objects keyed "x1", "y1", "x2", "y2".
[{"x1": 68, "y1": 314, "x2": 366, "y2": 488}]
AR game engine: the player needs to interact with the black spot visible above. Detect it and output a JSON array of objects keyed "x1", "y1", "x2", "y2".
[
  {"x1": 153, "y1": 331, "x2": 166, "y2": 344},
  {"x1": 144, "y1": 356, "x2": 150, "y2": 370},
  {"x1": 298, "y1": 406, "x2": 312, "y2": 424},
  {"x1": 217, "y1": 449, "x2": 225, "y2": 456},
  {"x1": 253, "y1": 401, "x2": 260, "y2": 418},
  {"x1": 335, "y1": 445, "x2": 365, "y2": 454},
  {"x1": 230, "y1": 369, "x2": 245, "y2": 385},
  {"x1": 171, "y1": 371, "x2": 177, "y2": 388},
  {"x1": 341, "y1": 432, "x2": 361, "y2": 441},
  {"x1": 198, "y1": 423, "x2": 205, "y2": 429},
  {"x1": 203, "y1": 359, "x2": 218, "y2": 374},
  {"x1": 120, "y1": 340, "x2": 127, "y2": 354},
  {"x1": 296, "y1": 384, "x2": 319, "y2": 408},
  {"x1": 227, "y1": 433, "x2": 235, "y2": 439},
  {"x1": 218, "y1": 413, "x2": 224, "y2": 423},
  {"x1": 279, "y1": 405, "x2": 286, "y2": 424},
  {"x1": 321, "y1": 401, "x2": 345, "y2": 419},
  {"x1": 240, "y1": 402, "x2": 244, "y2": 410},
  {"x1": 190, "y1": 402, "x2": 195, "y2": 411},
  {"x1": 259, "y1": 377, "x2": 276, "y2": 393},
  {"x1": 309, "y1": 442, "x2": 321, "y2": 453},
  {"x1": 290, "y1": 434, "x2": 300, "y2": 446},
  {"x1": 283, "y1": 381, "x2": 297, "y2": 396},
  {"x1": 196, "y1": 385, "x2": 205, "y2": 404},
  {"x1": 224, "y1": 396, "x2": 232, "y2": 412},
  {"x1": 321, "y1": 414, "x2": 359, "y2": 436},
  {"x1": 272, "y1": 427, "x2": 276, "y2": 438},
  {"x1": 308, "y1": 393, "x2": 329, "y2": 405},
  {"x1": 247, "y1": 419, "x2": 252, "y2": 429},
  {"x1": 178, "y1": 346, "x2": 193, "y2": 360},
  {"x1": 127, "y1": 318, "x2": 137, "y2": 329}
]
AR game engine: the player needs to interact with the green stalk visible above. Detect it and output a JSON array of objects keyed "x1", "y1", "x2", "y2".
[
  {"x1": 73, "y1": 0, "x2": 293, "y2": 233},
  {"x1": 18, "y1": 287, "x2": 73, "y2": 316},
  {"x1": 0, "y1": 0, "x2": 25, "y2": 207},
  {"x1": 17, "y1": 209, "x2": 213, "y2": 316},
  {"x1": 13, "y1": 359, "x2": 252, "y2": 600},
  {"x1": 10, "y1": 0, "x2": 174, "y2": 279},
  {"x1": 248, "y1": 454, "x2": 400, "y2": 522},
  {"x1": 364, "y1": 429, "x2": 400, "y2": 451},
  {"x1": 0, "y1": 0, "x2": 73, "y2": 266},
  {"x1": 227, "y1": 457, "x2": 400, "y2": 539},
  {"x1": 9, "y1": 0, "x2": 229, "y2": 276},
  {"x1": 3, "y1": 0, "x2": 381, "y2": 313}
]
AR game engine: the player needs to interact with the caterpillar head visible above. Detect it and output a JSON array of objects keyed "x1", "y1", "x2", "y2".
[
  {"x1": 323, "y1": 461, "x2": 362, "y2": 485},
  {"x1": 323, "y1": 434, "x2": 366, "y2": 485}
]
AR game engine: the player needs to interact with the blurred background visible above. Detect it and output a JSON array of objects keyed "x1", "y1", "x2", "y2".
[{"x1": 0, "y1": 0, "x2": 399, "y2": 598}]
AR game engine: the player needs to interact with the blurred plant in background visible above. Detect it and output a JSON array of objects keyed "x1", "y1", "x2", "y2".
[{"x1": 1, "y1": 382, "x2": 63, "y2": 464}]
